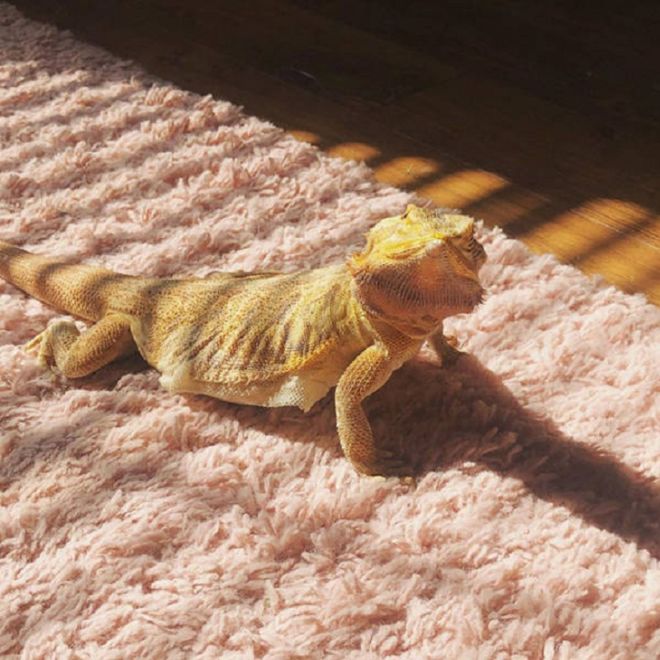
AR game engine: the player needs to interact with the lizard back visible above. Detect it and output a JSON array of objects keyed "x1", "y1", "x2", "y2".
[{"x1": 139, "y1": 265, "x2": 374, "y2": 388}]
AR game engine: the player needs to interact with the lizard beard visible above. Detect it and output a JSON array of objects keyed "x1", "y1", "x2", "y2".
[{"x1": 352, "y1": 264, "x2": 484, "y2": 337}]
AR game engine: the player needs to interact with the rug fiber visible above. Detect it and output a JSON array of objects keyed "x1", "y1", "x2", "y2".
[{"x1": 0, "y1": 4, "x2": 659, "y2": 658}]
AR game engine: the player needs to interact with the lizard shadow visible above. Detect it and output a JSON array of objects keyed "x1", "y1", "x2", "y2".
[
  {"x1": 239, "y1": 352, "x2": 660, "y2": 560},
  {"x1": 3, "y1": 351, "x2": 658, "y2": 561},
  {"x1": 376, "y1": 354, "x2": 660, "y2": 558}
]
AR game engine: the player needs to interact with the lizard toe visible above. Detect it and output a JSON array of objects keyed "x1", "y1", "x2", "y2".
[
  {"x1": 353, "y1": 450, "x2": 414, "y2": 479},
  {"x1": 23, "y1": 331, "x2": 53, "y2": 368}
]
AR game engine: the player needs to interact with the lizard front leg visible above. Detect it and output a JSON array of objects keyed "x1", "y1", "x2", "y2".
[
  {"x1": 335, "y1": 344, "x2": 410, "y2": 476},
  {"x1": 24, "y1": 313, "x2": 137, "y2": 378}
]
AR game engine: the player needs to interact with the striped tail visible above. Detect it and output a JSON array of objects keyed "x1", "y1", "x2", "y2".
[{"x1": 0, "y1": 240, "x2": 133, "y2": 321}]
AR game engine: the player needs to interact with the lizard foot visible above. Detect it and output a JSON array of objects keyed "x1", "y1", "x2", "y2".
[
  {"x1": 24, "y1": 328, "x2": 55, "y2": 369},
  {"x1": 437, "y1": 334, "x2": 466, "y2": 367},
  {"x1": 23, "y1": 320, "x2": 80, "y2": 372},
  {"x1": 352, "y1": 449, "x2": 415, "y2": 479}
]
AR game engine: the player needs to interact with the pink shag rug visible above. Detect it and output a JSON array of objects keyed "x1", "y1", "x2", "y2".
[{"x1": 1, "y1": 4, "x2": 659, "y2": 658}]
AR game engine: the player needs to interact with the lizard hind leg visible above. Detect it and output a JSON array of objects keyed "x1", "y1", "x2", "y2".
[{"x1": 24, "y1": 314, "x2": 137, "y2": 378}]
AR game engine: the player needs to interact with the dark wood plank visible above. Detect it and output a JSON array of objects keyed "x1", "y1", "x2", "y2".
[{"x1": 10, "y1": 0, "x2": 660, "y2": 302}]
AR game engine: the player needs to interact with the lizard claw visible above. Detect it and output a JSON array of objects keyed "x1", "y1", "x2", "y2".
[
  {"x1": 24, "y1": 333, "x2": 43, "y2": 354},
  {"x1": 23, "y1": 330, "x2": 53, "y2": 368}
]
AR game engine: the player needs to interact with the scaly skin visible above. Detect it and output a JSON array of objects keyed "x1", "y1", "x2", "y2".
[{"x1": 0, "y1": 204, "x2": 486, "y2": 476}]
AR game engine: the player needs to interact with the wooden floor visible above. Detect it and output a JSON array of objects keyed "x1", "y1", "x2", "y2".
[{"x1": 13, "y1": 0, "x2": 660, "y2": 303}]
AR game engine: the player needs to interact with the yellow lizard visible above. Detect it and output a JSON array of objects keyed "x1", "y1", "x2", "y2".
[{"x1": 0, "y1": 204, "x2": 486, "y2": 476}]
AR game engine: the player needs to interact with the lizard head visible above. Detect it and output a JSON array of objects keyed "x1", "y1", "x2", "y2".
[{"x1": 348, "y1": 204, "x2": 486, "y2": 336}]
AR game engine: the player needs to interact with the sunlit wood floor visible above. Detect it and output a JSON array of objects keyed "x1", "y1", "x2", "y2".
[{"x1": 14, "y1": 0, "x2": 660, "y2": 304}]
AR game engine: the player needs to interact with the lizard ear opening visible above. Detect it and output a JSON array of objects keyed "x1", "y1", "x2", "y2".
[{"x1": 347, "y1": 234, "x2": 375, "y2": 274}]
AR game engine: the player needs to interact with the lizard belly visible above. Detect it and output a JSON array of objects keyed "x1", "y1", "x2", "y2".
[
  {"x1": 159, "y1": 364, "x2": 341, "y2": 412},
  {"x1": 150, "y1": 329, "x2": 344, "y2": 411},
  {"x1": 264, "y1": 366, "x2": 341, "y2": 411}
]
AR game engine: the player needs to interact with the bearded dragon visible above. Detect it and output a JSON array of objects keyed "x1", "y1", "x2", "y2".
[{"x1": 0, "y1": 204, "x2": 486, "y2": 476}]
